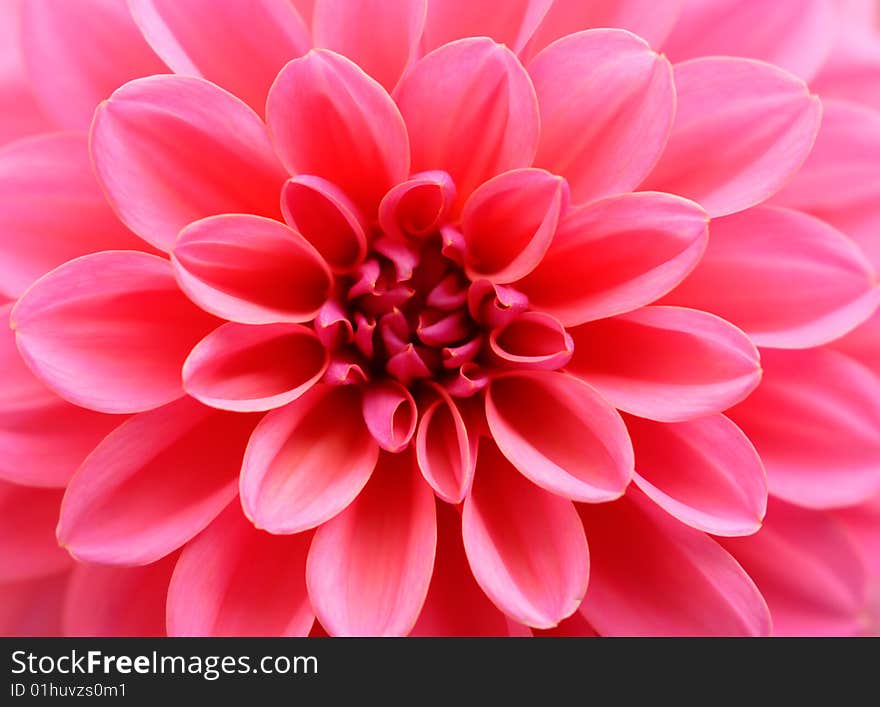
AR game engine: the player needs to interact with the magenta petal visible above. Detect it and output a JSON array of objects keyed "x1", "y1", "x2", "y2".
[
  {"x1": 579, "y1": 489, "x2": 771, "y2": 636},
  {"x1": 0, "y1": 481, "x2": 70, "y2": 582},
  {"x1": 57, "y1": 398, "x2": 258, "y2": 566},
  {"x1": 361, "y1": 380, "x2": 418, "y2": 452},
  {"x1": 307, "y1": 450, "x2": 436, "y2": 636},
  {"x1": 167, "y1": 503, "x2": 313, "y2": 637},
  {"x1": 462, "y1": 439, "x2": 589, "y2": 629},
  {"x1": 12, "y1": 251, "x2": 218, "y2": 414},
  {"x1": 241, "y1": 385, "x2": 379, "y2": 535}
]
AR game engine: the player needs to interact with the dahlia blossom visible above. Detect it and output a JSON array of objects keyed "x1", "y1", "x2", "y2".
[{"x1": 1, "y1": 0, "x2": 879, "y2": 637}]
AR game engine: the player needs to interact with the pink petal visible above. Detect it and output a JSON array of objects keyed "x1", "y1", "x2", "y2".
[
  {"x1": 63, "y1": 557, "x2": 175, "y2": 637},
  {"x1": 486, "y1": 371, "x2": 633, "y2": 502},
  {"x1": 0, "y1": 481, "x2": 70, "y2": 582},
  {"x1": 241, "y1": 385, "x2": 379, "y2": 534},
  {"x1": 394, "y1": 37, "x2": 540, "y2": 209},
  {"x1": 728, "y1": 348, "x2": 880, "y2": 509},
  {"x1": 812, "y1": 34, "x2": 880, "y2": 113},
  {"x1": 461, "y1": 168, "x2": 567, "y2": 283},
  {"x1": 91, "y1": 75, "x2": 287, "y2": 251},
  {"x1": 128, "y1": 0, "x2": 309, "y2": 115},
  {"x1": 579, "y1": 489, "x2": 771, "y2": 636},
  {"x1": 662, "y1": 0, "x2": 834, "y2": 81},
  {"x1": 0, "y1": 303, "x2": 122, "y2": 488},
  {"x1": 172, "y1": 214, "x2": 332, "y2": 325},
  {"x1": 267, "y1": 49, "x2": 409, "y2": 215},
  {"x1": 21, "y1": 0, "x2": 167, "y2": 130},
  {"x1": 834, "y1": 493, "x2": 880, "y2": 577},
  {"x1": 57, "y1": 398, "x2": 258, "y2": 565},
  {"x1": 167, "y1": 503, "x2": 313, "y2": 637},
  {"x1": 720, "y1": 499, "x2": 867, "y2": 636},
  {"x1": 361, "y1": 380, "x2": 418, "y2": 452},
  {"x1": 536, "y1": 611, "x2": 599, "y2": 637},
  {"x1": 489, "y1": 311, "x2": 574, "y2": 370},
  {"x1": 307, "y1": 450, "x2": 437, "y2": 636},
  {"x1": 0, "y1": 572, "x2": 68, "y2": 637},
  {"x1": 568, "y1": 306, "x2": 761, "y2": 422},
  {"x1": 643, "y1": 57, "x2": 822, "y2": 217},
  {"x1": 829, "y1": 309, "x2": 880, "y2": 378},
  {"x1": 664, "y1": 206, "x2": 879, "y2": 349},
  {"x1": 626, "y1": 413, "x2": 767, "y2": 536},
  {"x1": 411, "y1": 502, "x2": 512, "y2": 636},
  {"x1": 517, "y1": 192, "x2": 709, "y2": 326},
  {"x1": 0, "y1": 133, "x2": 148, "y2": 299},
  {"x1": 313, "y1": 0, "x2": 426, "y2": 91},
  {"x1": 462, "y1": 438, "x2": 589, "y2": 628},
  {"x1": 528, "y1": 30, "x2": 675, "y2": 205},
  {"x1": 772, "y1": 99, "x2": 880, "y2": 269},
  {"x1": 12, "y1": 251, "x2": 218, "y2": 414},
  {"x1": 183, "y1": 323, "x2": 327, "y2": 412},
  {"x1": 379, "y1": 171, "x2": 456, "y2": 240}
]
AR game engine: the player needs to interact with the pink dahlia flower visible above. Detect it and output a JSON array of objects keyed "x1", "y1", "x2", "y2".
[{"x1": 1, "y1": 0, "x2": 879, "y2": 637}]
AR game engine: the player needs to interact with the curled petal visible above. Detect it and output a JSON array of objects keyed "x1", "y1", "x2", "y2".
[
  {"x1": 489, "y1": 311, "x2": 573, "y2": 370},
  {"x1": 361, "y1": 380, "x2": 418, "y2": 452},
  {"x1": 379, "y1": 171, "x2": 456, "y2": 241}
]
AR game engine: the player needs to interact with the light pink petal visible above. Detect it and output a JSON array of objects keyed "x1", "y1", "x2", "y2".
[
  {"x1": 411, "y1": 502, "x2": 512, "y2": 636},
  {"x1": 829, "y1": 309, "x2": 880, "y2": 378},
  {"x1": 489, "y1": 311, "x2": 574, "y2": 371},
  {"x1": 462, "y1": 438, "x2": 589, "y2": 629},
  {"x1": 728, "y1": 348, "x2": 880, "y2": 509},
  {"x1": 568, "y1": 306, "x2": 761, "y2": 422},
  {"x1": 662, "y1": 0, "x2": 834, "y2": 81},
  {"x1": 167, "y1": 503, "x2": 313, "y2": 637},
  {"x1": 812, "y1": 34, "x2": 880, "y2": 112},
  {"x1": 394, "y1": 37, "x2": 540, "y2": 209},
  {"x1": 626, "y1": 413, "x2": 767, "y2": 537},
  {"x1": 486, "y1": 371, "x2": 633, "y2": 502},
  {"x1": 0, "y1": 133, "x2": 148, "y2": 299},
  {"x1": 643, "y1": 58, "x2": 821, "y2": 217},
  {"x1": 0, "y1": 572, "x2": 68, "y2": 637},
  {"x1": 0, "y1": 303, "x2": 122, "y2": 488},
  {"x1": 241, "y1": 385, "x2": 379, "y2": 535},
  {"x1": 720, "y1": 499, "x2": 867, "y2": 636},
  {"x1": 663, "y1": 205, "x2": 880, "y2": 349},
  {"x1": 528, "y1": 30, "x2": 675, "y2": 205},
  {"x1": 183, "y1": 323, "x2": 327, "y2": 412},
  {"x1": 313, "y1": 0, "x2": 425, "y2": 91},
  {"x1": 307, "y1": 450, "x2": 436, "y2": 636},
  {"x1": 267, "y1": 49, "x2": 409, "y2": 215},
  {"x1": 461, "y1": 168, "x2": 567, "y2": 283},
  {"x1": 773, "y1": 99, "x2": 880, "y2": 269},
  {"x1": 21, "y1": 0, "x2": 167, "y2": 130},
  {"x1": 128, "y1": 0, "x2": 309, "y2": 115},
  {"x1": 0, "y1": 481, "x2": 70, "y2": 582},
  {"x1": 91, "y1": 75, "x2": 287, "y2": 251},
  {"x1": 63, "y1": 557, "x2": 175, "y2": 637},
  {"x1": 57, "y1": 398, "x2": 258, "y2": 565},
  {"x1": 172, "y1": 214, "x2": 332, "y2": 325},
  {"x1": 361, "y1": 380, "x2": 418, "y2": 452},
  {"x1": 524, "y1": 0, "x2": 684, "y2": 58},
  {"x1": 518, "y1": 192, "x2": 709, "y2": 326},
  {"x1": 579, "y1": 489, "x2": 771, "y2": 636},
  {"x1": 12, "y1": 251, "x2": 218, "y2": 414}
]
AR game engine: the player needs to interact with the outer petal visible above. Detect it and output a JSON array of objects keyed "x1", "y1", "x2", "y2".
[
  {"x1": 485, "y1": 371, "x2": 633, "y2": 503},
  {"x1": 63, "y1": 556, "x2": 175, "y2": 637},
  {"x1": 307, "y1": 450, "x2": 436, "y2": 636},
  {"x1": 812, "y1": 34, "x2": 880, "y2": 112},
  {"x1": 0, "y1": 481, "x2": 70, "y2": 582},
  {"x1": 462, "y1": 439, "x2": 589, "y2": 629},
  {"x1": 662, "y1": 0, "x2": 834, "y2": 81},
  {"x1": 829, "y1": 309, "x2": 880, "y2": 378},
  {"x1": 394, "y1": 37, "x2": 540, "y2": 208},
  {"x1": 167, "y1": 503, "x2": 313, "y2": 637},
  {"x1": 578, "y1": 489, "x2": 771, "y2": 636},
  {"x1": 0, "y1": 133, "x2": 147, "y2": 299},
  {"x1": 57, "y1": 398, "x2": 258, "y2": 565},
  {"x1": 663, "y1": 206, "x2": 880, "y2": 348},
  {"x1": 518, "y1": 192, "x2": 709, "y2": 326},
  {"x1": 12, "y1": 251, "x2": 218, "y2": 414},
  {"x1": 267, "y1": 49, "x2": 410, "y2": 215},
  {"x1": 728, "y1": 348, "x2": 880, "y2": 509},
  {"x1": 172, "y1": 214, "x2": 332, "y2": 325},
  {"x1": 720, "y1": 500, "x2": 867, "y2": 637},
  {"x1": 568, "y1": 306, "x2": 762, "y2": 422},
  {"x1": 183, "y1": 323, "x2": 327, "y2": 412},
  {"x1": 626, "y1": 413, "x2": 767, "y2": 537},
  {"x1": 0, "y1": 572, "x2": 68, "y2": 637},
  {"x1": 241, "y1": 385, "x2": 379, "y2": 535},
  {"x1": 91, "y1": 75, "x2": 287, "y2": 251},
  {"x1": 21, "y1": 0, "x2": 166, "y2": 130},
  {"x1": 643, "y1": 58, "x2": 821, "y2": 217},
  {"x1": 128, "y1": 0, "x2": 310, "y2": 115},
  {"x1": 528, "y1": 30, "x2": 675, "y2": 205}
]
